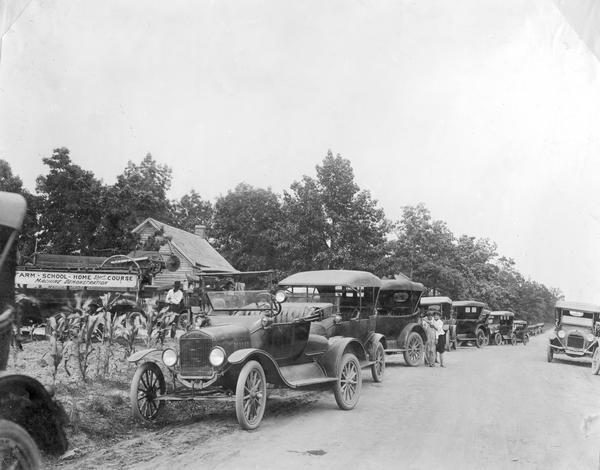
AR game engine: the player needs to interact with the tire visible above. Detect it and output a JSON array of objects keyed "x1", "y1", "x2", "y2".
[
  {"x1": 370, "y1": 342, "x2": 385, "y2": 383},
  {"x1": 235, "y1": 360, "x2": 267, "y2": 430},
  {"x1": 592, "y1": 349, "x2": 600, "y2": 375},
  {"x1": 176, "y1": 311, "x2": 190, "y2": 331},
  {"x1": 494, "y1": 333, "x2": 502, "y2": 345},
  {"x1": 403, "y1": 331, "x2": 424, "y2": 367},
  {"x1": 475, "y1": 329, "x2": 486, "y2": 348},
  {"x1": 510, "y1": 334, "x2": 517, "y2": 346},
  {"x1": 130, "y1": 362, "x2": 166, "y2": 422},
  {"x1": 523, "y1": 334, "x2": 529, "y2": 346},
  {"x1": 0, "y1": 420, "x2": 42, "y2": 470},
  {"x1": 547, "y1": 345, "x2": 554, "y2": 363},
  {"x1": 333, "y1": 353, "x2": 361, "y2": 410}
]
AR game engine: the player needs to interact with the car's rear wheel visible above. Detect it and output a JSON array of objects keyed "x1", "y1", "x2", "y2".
[
  {"x1": 403, "y1": 332, "x2": 424, "y2": 366},
  {"x1": 0, "y1": 420, "x2": 41, "y2": 470},
  {"x1": 475, "y1": 329, "x2": 486, "y2": 348},
  {"x1": 235, "y1": 360, "x2": 267, "y2": 430},
  {"x1": 510, "y1": 334, "x2": 517, "y2": 346},
  {"x1": 334, "y1": 353, "x2": 361, "y2": 410},
  {"x1": 130, "y1": 362, "x2": 166, "y2": 422},
  {"x1": 494, "y1": 333, "x2": 502, "y2": 345},
  {"x1": 523, "y1": 334, "x2": 529, "y2": 346},
  {"x1": 592, "y1": 349, "x2": 600, "y2": 375},
  {"x1": 370, "y1": 342, "x2": 385, "y2": 383},
  {"x1": 547, "y1": 345, "x2": 554, "y2": 363}
]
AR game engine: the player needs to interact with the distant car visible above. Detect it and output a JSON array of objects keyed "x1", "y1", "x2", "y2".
[
  {"x1": 452, "y1": 300, "x2": 490, "y2": 347},
  {"x1": 129, "y1": 285, "x2": 367, "y2": 430},
  {"x1": 276, "y1": 270, "x2": 386, "y2": 381},
  {"x1": 513, "y1": 319, "x2": 529, "y2": 345},
  {"x1": 375, "y1": 278, "x2": 428, "y2": 366},
  {"x1": 487, "y1": 311, "x2": 516, "y2": 345},
  {"x1": 548, "y1": 301, "x2": 600, "y2": 369},
  {"x1": 419, "y1": 296, "x2": 457, "y2": 351}
]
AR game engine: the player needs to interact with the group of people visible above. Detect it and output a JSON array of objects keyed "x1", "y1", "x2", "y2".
[{"x1": 423, "y1": 309, "x2": 446, "y2": 367}]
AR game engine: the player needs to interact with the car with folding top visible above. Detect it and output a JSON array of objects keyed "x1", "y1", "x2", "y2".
[
  {"x1": 419, "y1": 296, "x2": 457, "y2": 351},
  {"x1": 453, "y1": 300, "x2": 491, "y2": 347},
  {"x1": 375, "y1": 277, "x2": 428, "y2": 366},
  {"x1": 548, "y1": 301, "x2": 600, "y2": 366},
  {"x1": 513, "y1": 319, "x2": 529, "y2": 345},
  {"x1": 128, "y1": 283, "x2": 367, "y2": 430},
  {"x1": 487, "y1": 311, "x2": 516, "y2": 345},
  {"x1": 275, "y1": 270, "x2": 386, "y2": 381}
]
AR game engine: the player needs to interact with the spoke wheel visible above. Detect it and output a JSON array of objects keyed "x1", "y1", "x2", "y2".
[
  {"x1": 547, "y1": 345, "x2": 554, "y2": 363},
  {"x1": 370, "y1": 342, "x2": 385, "y2": 383},
  {"x1": 130, "y1": 362, "x2": 166, "y2": 422},
  {"x1": 592, "y1": 349, "x2": 600, "y2": 375},
  {"x1": 510, "y1": 334, "x2": 517, "y2": 346},
  {"x1": 0, "y1": 420, "x2": 41, "y2": 470},
  {"x1": 403, "y1": 332, "x2": 424, "y2": 367},
  {"x1": 523, "y1": 334, "x2": 529, "y2": 346},
  {"x1": 235, "y1": 360, "x2": 267, "y2": 430},
  {"x1": 494, "y1": 333, "x2": 503, "y2": 345},
  {"x1": 334, "y1": 353, "x2": 361, "y2": 410},
  {"x1": 475, "y1": 330, "x2": 486, "y2": 348}
]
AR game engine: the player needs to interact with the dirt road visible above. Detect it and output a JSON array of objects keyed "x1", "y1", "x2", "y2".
[{"x1": 62, "y1": 333, "x2": 600, "y2": 470}]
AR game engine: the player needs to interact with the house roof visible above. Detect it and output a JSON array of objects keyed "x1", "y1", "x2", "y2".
[{"x1": 132, "y1": 218, "x2": 237, "y2": 274}]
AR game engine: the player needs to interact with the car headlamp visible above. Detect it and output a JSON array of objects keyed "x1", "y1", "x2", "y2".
[
  {"x1": 209, "y1": 347, "x2": 226, "y2": 367},
  {"x1": 275, "y1": 290, "x2": 287, "y2": 303},
  {"x1": 587, "y1": 334, "x2": 595, "y2": 342},
  {"x1": 162, "y1": 348, "x2": 178, "y2": 367},
  {"x1": 557, "y1": 330, "x2": 566, "y2": 339}
]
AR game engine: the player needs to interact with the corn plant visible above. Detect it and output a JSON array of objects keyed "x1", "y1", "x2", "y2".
[
  {"x1": 142, "y1": 298, "x2": 177, "y2": 347},
  {"x1": 115, "y1": 312, "x2": 141, "y2": 359},
  {"x1": 47, "y1": 312, "x2": 75, "y2": 384}
]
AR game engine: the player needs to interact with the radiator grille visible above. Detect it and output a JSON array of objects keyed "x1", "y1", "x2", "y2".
[
  {"x1": 567, "y1": 333, "x2": 584, "y2": 349},
  {"x1": 179, "y1": 336, "x2": 214, "y2": 377}
]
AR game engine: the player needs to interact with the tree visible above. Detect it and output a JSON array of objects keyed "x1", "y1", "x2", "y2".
[
  {"x1": 170, "y1": 190, "x2": 213, "y2": 233},
  {"x1": 279, "y1": 150, "x2": 390, "y2": 273},
  {"x1": 211, "y1": 183, "x2": 282, "y2": 271},
  {"x1": 94, "y1": 154, "x2": 173, "y2": 253},
  {"x1": 35, "y1": 148, "x2": 104, "y2": 254}
]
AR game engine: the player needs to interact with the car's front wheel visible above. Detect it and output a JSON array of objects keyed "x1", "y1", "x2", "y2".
[
  {"x1": 494, "y1": 333, "x2": 502, "y2": 345},
  {"x1": 0, "y1": 420, "x2": 41, "y2": 470},
  {"x1": 235, "y1": 360, "x2": 267, "y2": 430},
  {"x1": 130, "y1": 362, "x2": 166, "y2": 422},
  {"x1": 334, "y1": 353, "x2": 361, "y2": 410},
  {"x1": 592, "y1": 349, "x2": 600, "y2": 375},
  {"x1": 523, "y1": 334, "x2": 529, "y2": 346},
  {"x1": 510, "y1": 334, "x2": 517, "y2": 346},
  {"x1": 475, "y1": 329, "x2": 487, "y2": 348},
  {"x1": 547, "y1": 345, "x2": 554, "y2": 363},
  {"x1": 370, "y1": 342, "x2": 385, "y2": 383},
  {"x1": 403, "y1": 332, "x2": 424, "y2": 367}
]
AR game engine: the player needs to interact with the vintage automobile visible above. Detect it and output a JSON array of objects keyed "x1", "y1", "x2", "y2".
[
  {"x1": 452, "y1": 300, "x2": 490, "y2": 347},
  {"x1": 129, "y1": 282, "x2": 367, "y2": 430},
  {"x1": 513, "y1": 319, "x2": 529, "y2": 345},
  {"x1": 0, "y1": 192, "x2": 68, "y2": 469},
  {"x1": 375, "y1": 277, "x2": 428, "y2": 366},
  {"x1": 487, "y1": 311, "x2": 516, "y2": 345},
  {"x1": 276, "y1": 270, "x2": 386, "y2": 378},
  {"x1": 529, "y1": 322, "x2": 544, "y2": 335},
  {"x1": 419, "y1": 296, "x2": 457, "y2": 351},
  {"x1": 548, "y1": 301, "x2": 600, "y2": 366}
]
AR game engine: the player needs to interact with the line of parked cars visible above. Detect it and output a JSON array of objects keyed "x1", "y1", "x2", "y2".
[{"x1": 129, "y1": 269, "x2": 537, "y2": 430}]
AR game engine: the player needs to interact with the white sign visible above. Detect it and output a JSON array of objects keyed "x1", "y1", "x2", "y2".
[{"x1": 16, "y1": 270, "x2": 138, "y2": 290}]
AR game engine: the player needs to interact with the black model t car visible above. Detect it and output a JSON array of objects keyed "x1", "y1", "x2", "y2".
[
  {"x1": 487, "y1": 311, "x2": 515, "y2": 345},
  {"x1": 0, "y1": 192, "x2": 68, "y2": 469},
  {"x1": 375, "y1": 277, "x2": 428, "y2": 366},
  {"x1": 276, "y1": 270, "x2": 386, "y2": 381},
  {"x1": 129, "y1": 284, "x2": 367, "y2": 430},
  {"x1": 419, "y1": 296, "x2": 457, "y2": 351},
  {"x1": 513, "y1": 319, "x2": 529, "y2": 345},
  {"x1": 452, "y1": 300, "x2": 490, "y2": 347}
]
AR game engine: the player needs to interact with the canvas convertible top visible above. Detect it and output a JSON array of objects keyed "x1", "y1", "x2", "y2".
[
  {"x1": 420, "y1": 296, "x2": 452, "y2": 305},
  {"x1": 555, "y1": 300, "x2": 600, "y2": 314},
  {"x1": 380, "y1": 279, "x2": 425, "y2": 292},
  {"x1": 489, "y1": 310, "x2": 515, "y2": 317},
  {"x1": 279, "y1": 270, "x2": 381, "y2": 288}
]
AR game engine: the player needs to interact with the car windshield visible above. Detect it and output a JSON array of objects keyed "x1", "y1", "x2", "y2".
[
  {"x1": 561, "y1": 310, "x2": 594, "y2": 328},
  {"x1": 206, "y1": 290, "x2": 275, "y2": 314}
]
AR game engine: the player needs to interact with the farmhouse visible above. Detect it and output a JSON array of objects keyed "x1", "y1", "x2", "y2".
[{"x1": 131, "y1": 218, "x2": 237, "y2": 289}]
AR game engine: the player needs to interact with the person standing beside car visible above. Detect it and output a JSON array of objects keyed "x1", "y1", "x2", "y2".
[{"x1": 432, "y1": 311, "x2": 446, "y2": 367}]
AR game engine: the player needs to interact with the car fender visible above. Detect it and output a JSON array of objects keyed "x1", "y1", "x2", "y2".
[
  {"x1": 318, "y1": 337, "x2": 368, "y2": 377},
  {"x1": 364, "y1": 332, "x2": 386, "y2": 358},
  {"x1": 127, "y1": 348, "x2": 162, "y2": 363},
  {"x1": 397, "y1": 323, "x2": 427, "y2": 348},
  {"x1": 227, "y1": 348, "x2": 288, "y2": 387},
  {"x1": 0, "y1": 374, "x2": 68, "y2": 455}
]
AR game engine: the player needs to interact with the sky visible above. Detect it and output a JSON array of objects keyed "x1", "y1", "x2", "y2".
[{"x1": 1, "y1": 0, "x2": 599, "y2": 303}]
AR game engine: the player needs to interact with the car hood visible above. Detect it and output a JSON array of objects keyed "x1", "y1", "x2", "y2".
[{"x1": 182, "y1": 323, "x2": 252, "y2": 343}]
